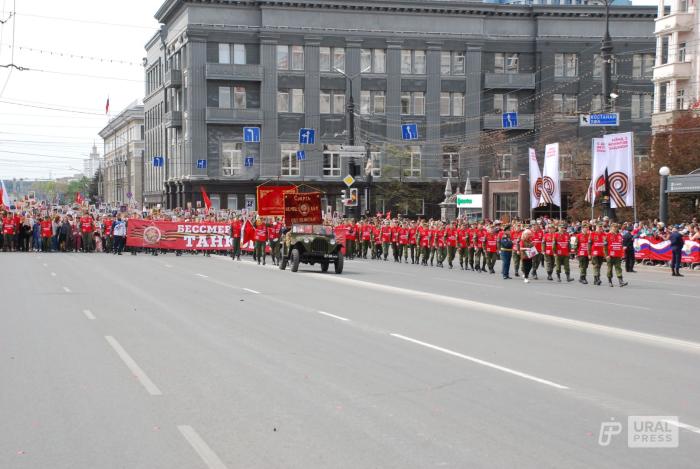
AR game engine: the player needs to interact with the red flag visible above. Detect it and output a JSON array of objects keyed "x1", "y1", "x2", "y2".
[
  {"x1": 241, "y1": 219, "x2": 256, "y2": 245},
  {"x1": 75, "y1": 192, "x2": 84, "y2": 205},
  {"x1": 105, "y1": 97, "x2": 110, "y2": 115},
  {"x1": 386, "y1": 211, "x2": 391, "y2": 220},
  {"x1": 200, "y1": 186, "x2": 212, "y2": 210}
]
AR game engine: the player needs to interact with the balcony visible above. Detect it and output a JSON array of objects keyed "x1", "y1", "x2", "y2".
[
  {"x1": 205, "y1": 63, "x2": 264, "y2": 81},
  {"x1": 655, "y1": 12, "x2": 694, "y2": 34},
  {"x1": 652, "y1": 110, "x2": 691, "y2": 129},
  {"x1": 484, "y1": 73, "x2": 536, "y2": 89},
  {"x1": 164, "y1": 69, "x2": 182, "y2": 88},
  {"x1": 483, "y1": 113, "x2": 534, "y2": 130},
  {"x1": 164, "y1": 110, "x2": 182, "y2": 128},
  {"x1": 653, "y1": 61, "x2": 692, "y2": 81},
  {"x1": 205, "y1": 107, "x2": 263, "y2": 125}
]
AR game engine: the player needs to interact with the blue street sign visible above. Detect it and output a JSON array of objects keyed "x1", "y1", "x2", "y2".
[
  {"x1": 502, "y1": 112, "x2": 518, "y2": 128},
  {"x1": 296, "y1": 150, "x2": 306, "y2": 161},
  {"x1": 243, "y1": 127, "x2": 261, "y2": 143},
  {"x1": 401, "y1": 123, "x2": 418, "y2": 141},
  {"x1": 153, "y1": 156, "x2": 164, "y2": 167},
  {"x1": 299, "y1": 128, "x2": 316, "y2": 145},
  {"x1": 244, "y1": 156, "x2": 254, "y2": 167},
  {"x1": 196, "y1": 159, "x2": 207, "y2": 169},
  {"x1": 586, "y1": 113, "x2": 619, "y2": 126}
]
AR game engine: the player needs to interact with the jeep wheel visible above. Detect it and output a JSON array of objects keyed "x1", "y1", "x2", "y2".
[
  {"x1": 321, "y1": 261, "x2": 329, "y2": 272},
  {"x1": 334, "y1": 251, "x2": 344, "y2": 274},
  {"x1": 279, "y1": 255, "x2": 288, "y2": 270},
  {"x1": 290, "y1": 248, "x2": 300, "y2": 272}
]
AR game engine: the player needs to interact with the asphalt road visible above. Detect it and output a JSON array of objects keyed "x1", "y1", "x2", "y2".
[{"x1": 1, "y1": 251, "x2": 699, "y2": 468}]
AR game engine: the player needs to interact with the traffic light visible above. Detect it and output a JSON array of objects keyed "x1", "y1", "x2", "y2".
[
  {"x1": 340, "y1": 190, "x2": 347, "y2": 203},
  {"x1": 349, "y1": 188, "x2": 358, "y2": 206}
]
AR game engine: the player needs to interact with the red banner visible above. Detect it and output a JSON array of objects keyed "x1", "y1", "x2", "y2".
[
  {"x1": 284, "y1": 192, "x2": 322, "y2": 226},
  {"x1": 126, "y1": 219, "x2": 232, "y2": 251},
  {"x1": 257, "y1": 185, "x2": 297, "y2": 217}
]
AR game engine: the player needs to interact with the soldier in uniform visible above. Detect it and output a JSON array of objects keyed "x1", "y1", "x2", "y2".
[
  {"x1": 467, "y1": 222, "x2": 477, "y2": 271},
  {"x1": 511, "y1": 222, "x2": 522, "y2": 277},
  {"x1": 445, "y1": 221, "x2": 458, "y2": 269},
  {"x1": 380, "y1": 221, "x2": 392, "y2": 261},
  {"x1": 605, "y1": 223, "x2": 628, "y2": 287},
  {"x1": 268, "y1": 217, "x2": 282, "y2": 266},
  {"x1": 575, "y1": 223, "x2": 590, "y2": 284},
  {"x1": 406, "y1": 221, "x2": 417, "y2": 264},
  {"x1": 553, "y1": 224, "x2": 575, "y2": 282},
  {"x1": 345, "y1": 219, "x2": 356, "y2": 260},
  {"x1": 230, "y1": 216, "x2": 242, "y2": 260},
  {"x1": 530, "y1": 222, "x2": 544, "y2": 280},
  {"x1": 484, "y1": 224, "x2": 500, "y2": 274},
  {"x1": 419, "y1": 221, "x2": 430, "y2": 266},
  {"x1": 542, "y1": 223, "x2": 557, "y2": 281},
  {"x1": 457, "y1": 222, "x2": 468, "y2": 270},
  {"x1": 588, "y1": 222, "x2": 607, "y2": 286},
  {"x1": 361, "y1": 221, "x2": 372, "y2": 259},
  {"x1": 473, "y1": 222, "x2": 485, "y2": 272},
  {"x1": 253, "y1": 218, "x2": 268, "y2": 265}
]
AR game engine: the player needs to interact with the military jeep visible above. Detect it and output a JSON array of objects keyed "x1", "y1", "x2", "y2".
[{"x1": 279, "y1": 224, "x2": 344, "y2": 274}]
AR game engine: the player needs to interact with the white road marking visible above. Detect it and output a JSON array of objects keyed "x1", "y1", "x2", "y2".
[
  {"x1": 62, "y1": 286, "x2": 71, "y2": 293},
  {"x1": 42, "y1": 263, "x2": 48, "y2": 267},
  {"x1": 317, "y1": 311, "x2": 350, "y2": 322},
  {"x1": 50, "y1": 272, "x2": 56, "y2": 277},
  {"x1": 671, "y1": 293, "x2": 700, "y2": 300},
  {"x1": 82, "y1": 309, "x2": 96, "y2": 320},
  {"x1": 177, "y1": 425, "x2": 228, "y2": 469},
  {"x1": 391, "y1": 333, "x2": 569, "y2": 390},
  {"x1": 195, "y1": 273, "x2": 208, "y2": 278},
  {"x1": 664, "y1": 419, "x2": 700, "y2": 435},
  {"x1": 308, "y1": 273, "x2": 700, "y2": 355},
  {"x1": 164, "y1": 264, "x2": 173, "y2": 268},
  {"x1": 243, "y1": 288, "x2": 260, "y2": 294},
  {"x1": 104, "y1": 336, "x2": 162, "y2": 396},
  {"x1": 583, "y1": 299, "x2": 651, "y2": 311}
]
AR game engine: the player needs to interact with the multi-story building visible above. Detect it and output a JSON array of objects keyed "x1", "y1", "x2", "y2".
[
  {"x1": 99, "y1": 102, "x2": 145, "y2": 207},
  {"x1": 144, "y1": 0, "x2": 655, "y2": 219},
  {"x1": 83, "y1": 144, "x2": 102, "y2": 179},
  {"x1": 652, "y1": 0, "x2": 698, "y2": 131}
]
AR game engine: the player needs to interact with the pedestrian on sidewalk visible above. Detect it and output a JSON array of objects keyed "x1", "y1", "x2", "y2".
[
  {"x1": 669, "y1": 225, "x2": 684, "y2": 277},
  {"x1": 500, "y1": 227, "x2": 513, "y2": 279}
]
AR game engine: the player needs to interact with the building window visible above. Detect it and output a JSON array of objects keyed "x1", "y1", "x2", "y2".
[
  {"x1": 323, "y1": 151, "x2": 341, "y2": 176},
  {"x1": 401, "y1": 50, "x2": 426, "y2": 75},
  {"x1": 591, "y1": 95, "x2": 602, "y2": 113},
  {"x1": 404, "y1": 146, "x2": 421, "y2": 178},
  {"x1": 441, "y1": 52, "x2": 451, "y2": 76},
  {"x1": 631, "y1": 94, "x2": 652, "y2": 119},
  {"x1": 276, "y1": 45, "x2": 289, "y2": 70},
  {"x1": 281, "y1": 144, "x2": 300, "y2": 176},
  {"x1": 554, "y1": 53, "x2": 578, "y2": 77},
  {"x1": 361, "y1": 91, "x2": 385, "y2": 115},
  {"x1": 441, "y1": 93, "x2": 464, "y2": 116},
  {"x1": 453, "y1": 93, "x2": 464, "y2": 116},
  {"x1": 553, "y1": 94, "x2": 577, "y2": 115},
  {"x1": 233, "y1": 44, "x2": 246, "y2": 65},
  {"x1": 440, "y1": 92, "x2": 451, "y2": 116},
  {"x1": 360, "y1": 90, "x2": 370, "y2": 115},
  {"x1": 442, "y1": 153, "x2": 459, "y2": 178},
  {"x1": 496, "y1": 154, "x2": 512, "y2": 179},
  {"x1": 291, "y1": 46, "x2": 304, "y2": 70},
  {"x1": 441, "y1": 51, "x2": 466, "y2": 76},
  {"x1": 494, "y1": 53, "x2": 519, "y2": 74},
  {"x1": 678, "y1": 42, "x2": 687, "y2": 62},
  {"x1": 233, "y1": 86, "x2": 246, "y2": 109},
  {"x1": 361, "y1": 48, "x2": 386, "y2": 73},
  {"x1": 320, "y1": 47, "x2": 331, "y2": 72},
  {"x1": 218, "y1": 43, "x2": 231, "y2": 64},
  {"x1": 218, "y1": 86, "x2": 231, "y2": 109},
  {"x1": 320, "y1": 91, "x2": 331, "y2": 114},
  {"x1": 333, "y1": 48, "x2": 345, "y2": 71},
  {"x1": 676, "y1": 89, "x2": 686, "y2": 110},
  {"x1": 495, "y1": 193, "x2": 518, "y2": 220},
  {"x1": 361, "y1": 49, "x2": 372, "y2": 72},
  {"x1": 400, "y1": 92, "x2": 424, "y2": 115},
  {"x1": 632, "y1": 53, "x2": 654, "y2": 78},
  {"x1": 221, "y1": 142, "x2": 242, "y2": 176},
  {"x1": 593, "y1": 54, "x2": 616, "y2": 78},
  {"x1": 333, "y1": 93, "x2": 345, "y2": 115},
  {"x1": 292, "y1": 89, "x2": 304, "y2": 113},
  {"x1": 370, "y1": 151, "x2": 382, "y2": 177},
  {"x1": 277, "y1": 90, "x2": 289, "y2": 113},
  {"x1": 373, "y1": 91, "x2": 385, "y2": 115},
  {"x1": 493, "y1": 94, "x2": 518, "y2": 113}
]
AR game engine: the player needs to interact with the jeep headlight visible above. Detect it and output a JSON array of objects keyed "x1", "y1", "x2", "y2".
[
  {"x1": 330, "y1": 239, "x2": 336, "y2": 245},
  {"x1": 304, "y1": 237, "x2": 310, "y2": 243}
]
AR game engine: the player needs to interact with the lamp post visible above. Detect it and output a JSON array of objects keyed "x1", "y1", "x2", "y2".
[
  {"x1": 659, "y1": 166, "x2": 670, "y2": 225},
  {"x1": 600, "y1": 0, "x2": 616, "y2": 220}
]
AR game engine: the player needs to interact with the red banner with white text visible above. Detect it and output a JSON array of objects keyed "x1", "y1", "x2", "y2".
[
  {"x1": 126, "y1": 219, "x2": 233, "y2": 250},
  {"x1": 284, "y1": 192, "x2": 322, "y2": 226},
  {"x1": 257, "y1": 185, "x2": 297, "y2": 217}
]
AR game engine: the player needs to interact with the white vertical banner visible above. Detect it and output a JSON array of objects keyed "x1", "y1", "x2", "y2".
[
  {"x1": 539, "y1": 143, "x2": 561, "y2": 207},
  {"x1": 604, "y1": 132, "x2": 635, "y2": 208},
  {"x1": 587, "y1": 138, "x2": 608, "y2": 205},
  {"x1": 528, "y1": 148, "x2": 543, "y2": 210}
]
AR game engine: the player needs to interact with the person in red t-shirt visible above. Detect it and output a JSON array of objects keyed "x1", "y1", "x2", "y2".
[
  {"x1": 588, "y1": 223, "x2": 607, "y2": 286},
  {"x1": 485, "y1": 226, "x2": 500, "y2": 274},
  {"x1": 456, "y1": 222, "x2": 468, "y2": 270},
  {"x1": 3, "y1": 212, "x2": 16, "y2": 251},
  {"x1": 418, "y1": 221, "x2": 430, "y2": 266},
  {"x1": 530, "y1": 223, "x2": 544, "y2": 280},
  {"x1": 230, "y1": 216, "x2": 242, "y2": 260},
  {"x1": 79, "y1": 212, "x2": 94, "y2": 252},
  {"x1": 552, "y1": 224, "x2": 574, "y2": 282},
  {"x1": 605, "y1": 223, "x2": 628, "y2": 287},
  {"x1": 40, "y1": 216, "x2": 53, "y2": 252},
  {"x1": 345, "y1": 220, "x2": 357, "y2": 260},
  {"x1": 254, "y1": 218, "x2": 268, "y2": 265},
  {"x1": 445, "y1": 222, "x2": 458, "y2": 269},
  {"x1": 380, "y1": 222, "x2": 392, "y2": 261},
  {"x1": 541, "y1": 224, "x2": 557, "y2": 280},
  {"x1": 102, "y1": 217, "x2": 114, "y2": 253},
  {"x1": 575, "y1": 223, "x2": 591, "y2": 284}
]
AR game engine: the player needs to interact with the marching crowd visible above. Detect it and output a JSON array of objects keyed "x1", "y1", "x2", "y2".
[{"x1": 2, "y1": 207, "x2": 698, "y2": 285}]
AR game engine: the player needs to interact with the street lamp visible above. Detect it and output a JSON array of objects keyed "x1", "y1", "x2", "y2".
[{"x1": 659, "y1": 166, "x2": 670, "y2": 224}]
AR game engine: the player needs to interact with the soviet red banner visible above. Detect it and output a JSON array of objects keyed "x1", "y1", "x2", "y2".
[
  {"x1": 126, "y1": 219, "x2": 233, "y2": 251},
  {"x1": 283, "y1": 192, "x2": 322, "y2": 226},
  {"x1": 257, "y1": 185, "x2": 297, "y2": 217}
]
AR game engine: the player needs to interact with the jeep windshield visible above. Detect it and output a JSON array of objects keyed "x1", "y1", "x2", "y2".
[{"x1": 291, "y1": 224, "x2": 333, "y2": 236}]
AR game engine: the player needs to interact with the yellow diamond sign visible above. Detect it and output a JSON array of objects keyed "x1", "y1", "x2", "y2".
[{"x1": 343, "y1": 175, "x2": 355, "y2": 187}]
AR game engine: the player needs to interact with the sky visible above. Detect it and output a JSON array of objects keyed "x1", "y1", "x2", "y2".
[
  {"x1": 0, "y1": 0, "x2": 162, "y2": 180},
  {"x1": 0, "y1": 0, "x2": 659, "y2": 180}
]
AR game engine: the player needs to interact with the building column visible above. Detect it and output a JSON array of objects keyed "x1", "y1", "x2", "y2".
[
  {"x1": 482, "y1": 175, "x2": 490, "y2": 220},
  {"x1": 425, "y1": 42, "x2": 443, "y2": 179},
  {"x1": 465, "y1": 45, "x2": 483, "y2": 177},
  {"x1": 304, "y1": 36, "x2": 322, "y2": 179},
  {"x1": 386, "y1": 41, "x2": 403, "y2": 143},
  {"x1": 517, "y1": 173, "x2": 529, "y2": 219},
  {"x1": 260, "y1": 34, "x2": 279, "y2": 178},
  {"x1": 184, "y1": 33, "x2": 208, "y2": 179}
]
